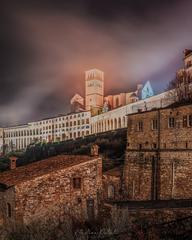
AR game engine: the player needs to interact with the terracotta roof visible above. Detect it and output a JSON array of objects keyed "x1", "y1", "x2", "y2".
[
  {"x1": 0, "y1": 155, "x2": 97, "y2": 188},
  {"x1": 103, "y1": 165, "x2": 123, "y2": 177}
]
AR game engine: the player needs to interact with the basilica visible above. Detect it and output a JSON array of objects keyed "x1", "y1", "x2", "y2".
[
  {"x1": 70, "y1": 68, "x2": 154, "y2": 115},
  {"x1": 1, "y1": 49, "x2": 191, "y2": 153}
]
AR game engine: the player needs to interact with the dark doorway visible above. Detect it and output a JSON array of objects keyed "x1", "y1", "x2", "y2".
[{"x1": 87, "y1": 199, "x2": 95, "y2": 221}]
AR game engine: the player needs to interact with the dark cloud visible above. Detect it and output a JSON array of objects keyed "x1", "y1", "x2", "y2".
[{"x1": 1, "y1": 0, "x2": 192, "y2": 126}]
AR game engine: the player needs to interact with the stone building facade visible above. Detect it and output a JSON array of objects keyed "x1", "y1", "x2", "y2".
[
  {"x1": 0, "y1": 154, "x2": 102, "y2": 228},
  {"x1": 124, "y1": 104, "x2": 192, "y2": 201},
  {"x1": 0, "y1": 91, "x2": 169, "y2": 154},
  {"x1": 2, "y1": 111, "x2": 91, "y2": 153},
  {"x1": 91, "y1": 91, "x2": 171, "y2": 134}
]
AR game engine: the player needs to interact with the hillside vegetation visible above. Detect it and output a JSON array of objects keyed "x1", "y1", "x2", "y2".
[{"x1": 0, "y1": 129, "x2": 127, "y2": 172}]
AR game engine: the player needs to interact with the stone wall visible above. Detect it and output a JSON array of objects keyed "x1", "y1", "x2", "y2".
[
  {"x1": 124, "y1": 104, "x2": 192, "y2": 200},
  {"x1": 103, "y1": 167, "x2": 122, "y2": 201},
  {"x1": 1, "y1": 157, "x2": 102, "y2": 228}
]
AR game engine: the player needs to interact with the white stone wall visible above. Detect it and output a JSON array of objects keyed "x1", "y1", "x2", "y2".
[
  {"x1": 3, "y1": 111, "x2": 91, "y2": 151},
  {"x1": 90, "y1": 91, "x2": 172, "y2": 134}
]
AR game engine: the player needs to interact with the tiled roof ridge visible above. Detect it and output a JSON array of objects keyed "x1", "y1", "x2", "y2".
[{"x1": 0, "y1": 154, "x2": 96, "y2": 188}]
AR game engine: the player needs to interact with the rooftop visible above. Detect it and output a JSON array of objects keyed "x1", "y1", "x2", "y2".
[{"x1": 0, "y1": 154, "x2": 97, "y2": 188}]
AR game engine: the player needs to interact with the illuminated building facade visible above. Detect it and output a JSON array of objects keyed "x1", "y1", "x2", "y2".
[
  {"x1": 1, "y1": 49, "x2": 190, "y2": 154},
  {"x1": 2, "y1": 111, "x2": 90, "y2": 153}
]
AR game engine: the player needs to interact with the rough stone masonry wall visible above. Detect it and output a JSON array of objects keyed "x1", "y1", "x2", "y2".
[
  {"x1": 160, "y1": 151, "x2": 192, "y2": 200},
  {"x1": 9, "y1": 157, "x2": 102, "y2": 227},
  {"x1": 124, "y1": 105, "x2": 192, "y2": 201},
  {"x1": 0, "y1": 188, "x2": 15, "y2": 229},
  {"x1": 103, "y1": 175, "x2": 121, "y2": 201},
  {"x1": 124, "y1": 151, "x2": 154, "y2": 200}
]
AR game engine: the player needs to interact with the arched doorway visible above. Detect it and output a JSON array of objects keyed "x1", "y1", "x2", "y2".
[{"x1": 108, "y1": 184, "x2": 115, "y2": 199}]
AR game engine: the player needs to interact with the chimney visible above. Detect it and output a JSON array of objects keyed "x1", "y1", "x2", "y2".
[
  {"x1": 90, "y1": 144, "x2": 99, "y2": 157},
  {"x1": 9, "y1": 156, "x2": 18, "y2": 170}
]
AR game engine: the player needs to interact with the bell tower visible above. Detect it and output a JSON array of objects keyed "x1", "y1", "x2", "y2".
[{"x1": 85, "y1": 69, "x2": 104, "y2": 115}]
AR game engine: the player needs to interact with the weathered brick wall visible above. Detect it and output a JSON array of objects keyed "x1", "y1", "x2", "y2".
[
  {"x1": 1, "y1": 157, "x2": 102, "y2": 227},
  {"x1": 0, "y1": 188, "x2": 15, "y2": 228},
  {"x1": 124, "y1": 105, "x2": 192, "y2": 200}
]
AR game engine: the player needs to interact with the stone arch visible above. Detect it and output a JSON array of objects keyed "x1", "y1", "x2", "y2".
[
  {"x1": 101, "y1": 121, "x2": 103, "y2": 132},
  {"x1": 96, "y1": 123, "x2": 99, "y2": 133},
  {"x1": 114, "y1": 118, "x2": 118, "y2": 129},
  {"x1": 103, "y1": 120, "x2": 106, "y2": 132},
  {"x1": 118, "y1": 117, "x2": 121, "y2": 128},
  {"x1": 123, "y1": 116, "x2": 126, "y2": 127},
  {"x1": 111, "y1": 119, "x2": 114, "y2": 130},
  {"x1": 98, "y1": 122, "x2": 101, "y2": 132},
  {"x1": 108, "y1": 119, "x2": 110, "y2": 131}
]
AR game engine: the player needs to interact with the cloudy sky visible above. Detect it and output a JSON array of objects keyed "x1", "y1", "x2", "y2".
[{"x1": 1, "y1": 0, "x2": 192, "y2": 126}]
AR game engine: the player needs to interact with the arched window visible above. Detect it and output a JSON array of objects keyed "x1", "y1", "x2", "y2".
[
  {"x1": 114, "y1": 119, "x2": 117, "y2": 129},
  {"x1": 111, "y1": 120, "x2": 114, "y2": 130},
  {"x1": 101, "y1": 121, "x2": 103, "y2": 132},
  {"x1": 108, "y1": 185, "x2": 115, "y2": 199}
]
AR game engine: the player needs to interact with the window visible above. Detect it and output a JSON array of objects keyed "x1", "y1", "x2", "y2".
[
  {"x1": 73, "y1": 178, "x2": 81, "y2": 189},
  {"x1": 168, "y1": 117, "x2": 175, "y2": 128},
  {"x1": 183, "y1": 116, "x2": 188, "y2": 127},
  {"x1": 7, "y1": 203, "x2": 12, "y2": 218},
  {"x1": 151, "y1": 119, "x2": 158, "y2": 130},
  {"x1": 137, "y1": 121, "x2": 143, "y2": 131},
  {"x1": 152, "y1": 143, "x2": 157, "y2": 149},
  {"x1": 138, "y1": 144, "x2": 142, "y2": 150},
  {"x1": 188, "y1": 115, "x2": 192, "y2": 127}
]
